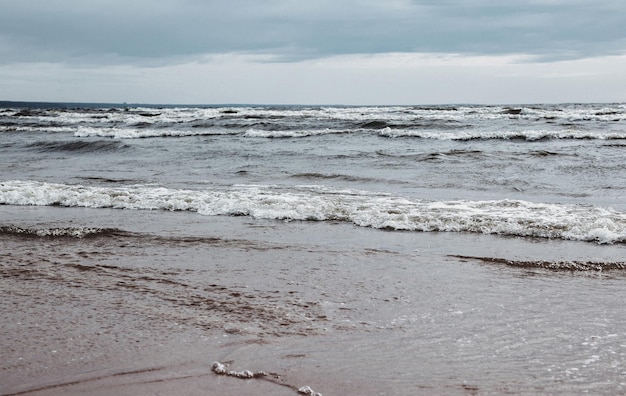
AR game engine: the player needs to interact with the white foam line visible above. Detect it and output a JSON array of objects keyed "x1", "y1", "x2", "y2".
[{"x1": 2, "y1": 180, "x2": 625, "y2": 244}]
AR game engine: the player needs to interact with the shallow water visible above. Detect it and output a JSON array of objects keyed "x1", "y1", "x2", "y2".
[{"x1": 2, "y1": 206, "x2": 626, "y2": 395}]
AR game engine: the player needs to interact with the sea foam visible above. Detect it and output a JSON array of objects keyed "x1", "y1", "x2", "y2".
[{"x1": 1, "y1": 180, "x2": 625, "y2": 244}]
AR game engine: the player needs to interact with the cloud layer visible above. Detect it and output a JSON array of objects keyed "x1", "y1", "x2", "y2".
[
  {"x1": 1, "y1": 1, "x2": 625, "y2": 104},
  {"x1": 2, "y1": 0, "x2": 625, "y2": 64}
]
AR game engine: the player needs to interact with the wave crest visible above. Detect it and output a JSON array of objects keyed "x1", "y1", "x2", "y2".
[
  {"x1": 2, "y1": 180, "x2": 625, "y2": 244},
  {"x1": 379, "y1": 128, "x2": 626, "y2": 141}
]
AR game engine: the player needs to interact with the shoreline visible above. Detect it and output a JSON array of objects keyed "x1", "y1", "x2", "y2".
[{"x1": 2, "y1": 206, "x2": 626, "y2": 395}]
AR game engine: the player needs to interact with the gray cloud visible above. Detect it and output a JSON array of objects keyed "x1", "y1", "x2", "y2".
[{"x1": 1, "y1": 0, "x2": 625, "y2": 65}]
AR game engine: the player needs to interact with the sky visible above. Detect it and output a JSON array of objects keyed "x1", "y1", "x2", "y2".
[{"x1": 1, "y1": 0, "x2": 625, "y2": 105}]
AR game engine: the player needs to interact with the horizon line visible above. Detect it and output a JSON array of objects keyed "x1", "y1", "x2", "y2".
[{"x1": 1, "y1": 99, "x2": 624, "y2": 109}]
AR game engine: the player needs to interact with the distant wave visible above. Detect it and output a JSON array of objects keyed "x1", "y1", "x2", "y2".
[
  {"x1": 357, "y1": 119, "x2": 471, "y2": 130},
  {"x1": 375, "y1": 149, "x2": 485, "y2": 161},
  {"x1": 73, "y1": 126, "x2": 350, "y2": 139},
  {"x1": 3, "y1": 103, "x2": 625, "y2": 141},
  {"x1": 27, "y1": 139, "x2": 128, "y2": 153},
  {"x1": 73, "y1": 126, "x2": 626, "y2": 140},
  {"x1": 290, "y1": 172, "x2": 384, "y2": 183},
  {"x1": 2, "y1": 180, "x2": 625, "y2": 244},
  {"x1": 4, "y1": 103, "x2": 625, "y2": 125},
  {"x1": 359, "y1": 120, "x2": 391, "y2": 129},
  {"x1": 0, "y1": 126, "x2": 77, "y2": 133},
  {"x1": 243, "y1": 128, "x2": 350, "y2": 138},
  {"x1": 379, "y1": 128, "x2": 626, "y2": 141},
  {"x1": 74, "y1": 126, "x2": 238, "y2": 138}
]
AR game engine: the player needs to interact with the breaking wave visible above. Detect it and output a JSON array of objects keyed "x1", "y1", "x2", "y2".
[
  {"x1": 243, "y1": 128, "x2": 349, "y2": 138},
  {"x1": 73, "y1": 126, "x2": 238, "y2": 139},
  {"x1": 379, "y1": 128, "x2": 626, "y2": 141},
  {"x1": 2, "y1": 180, "x2": 625, "y2": 244}
]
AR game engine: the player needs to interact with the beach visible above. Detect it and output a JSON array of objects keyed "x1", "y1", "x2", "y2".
[
  {"x1": 2, "y1": 205, "x2": 626, "y2": 395},
  {"x1": 3, "y1": 0, "x2": 626, "y2": 389}
]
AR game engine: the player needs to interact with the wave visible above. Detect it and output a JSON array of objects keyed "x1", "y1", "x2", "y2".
[
  {"x1": 73, "y1": 126, "x2": 349, "y2": 139},
  {"x1": 2, "y1": 180, "x2": 625, "y2": 244},
  {"x1": 359, "y1": 120, "x2": 391, "y2": 129},
  {"x1": 0, "y1": 224, "x2": 125, "y2": 238},
  {"x1": 357, "y1": 120, "x2": 469, "y2": 131},
  {"x1": 375, "y1": 149, "x2": 484, "y2": 161},
  {"x1": 0, "y1": 126, "x2": 77, "y2": 133},
  {"x1": 27, "y1": 140, "x2": 129, "y2": 153},
  {"x1": 290, "y1": 172, "x2": 383, "y2": 183},
  {"x1": 453, "y1": 255, "x2": 626, "y2": 271},
  {"x1": 243, "y1": 128, "x2": 350, "y2": 138},
  {"x1": 379, "y1": 128, "x2": 626, "y2": 141},
  {"x1": 78, "y1": 176, "x2": 145, "y2": 184},
  {"x1": 73, "y1": 126, "x2": 239, "y2": 139}
]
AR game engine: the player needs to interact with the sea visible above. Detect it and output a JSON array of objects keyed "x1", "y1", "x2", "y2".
[{"x1": 1, "y1": 102, "x2": 626, "y2": 395}]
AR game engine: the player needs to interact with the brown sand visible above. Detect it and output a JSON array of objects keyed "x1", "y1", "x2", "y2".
[{"x1": 2, "y1": 207, "x2": 626, "y2": 395}]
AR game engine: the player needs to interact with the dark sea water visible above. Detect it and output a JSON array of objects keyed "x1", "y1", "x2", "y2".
[
  {"x1": 2, "y1": 103, "x2": 626, "y2": 242},
  {"x1": 1, "y1": 102, "x2": 626, "y2": 395}
]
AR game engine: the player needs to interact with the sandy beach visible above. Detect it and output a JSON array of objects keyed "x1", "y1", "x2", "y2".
[{"x1": 2, "y1": 206, "x2": 626, "y2": 395}]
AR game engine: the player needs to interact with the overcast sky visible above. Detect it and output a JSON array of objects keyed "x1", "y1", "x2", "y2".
[{"x1": 1, "y1": 0, "x2": 625, "y2": 105}]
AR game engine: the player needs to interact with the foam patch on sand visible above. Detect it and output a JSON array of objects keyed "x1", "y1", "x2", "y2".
[{"x1": 211, "y1": 361, "x2": 323, "y2": 396}]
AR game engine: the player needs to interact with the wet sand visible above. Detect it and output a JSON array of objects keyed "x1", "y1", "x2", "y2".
[{"x1": 2, "y1": 206, "x2": 626, "y2": 395}]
